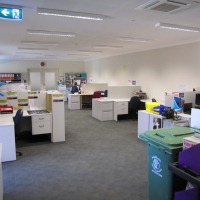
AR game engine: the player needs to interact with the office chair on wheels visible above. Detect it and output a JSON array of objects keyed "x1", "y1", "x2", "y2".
[
  {"x1": 13, "y1": 109, "x2": 23, "y2": 156},
  {"x1": 128, "y1": 96, "x2": 141, "y2": 119}
]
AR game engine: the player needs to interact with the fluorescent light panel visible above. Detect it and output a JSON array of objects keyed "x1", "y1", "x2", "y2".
[
  {"x1": 78, "y1": 50, "x2": 102, "y2": 53},
  {"x1": 155, "y1": 22, "x2": 200, "y2": 32},
  {"x1": 21, "y1": 41, "x2": 59, "y2": 46},
  {"x1": 27, "y1": 29, "x2": 75, "y2": 37},
  {"x1": 118, "y1": 37, "x2": 150, "y2": 43},
  {"x1": 93, "y1": 45, "x2": 123, "y2": 49},
  {"x1": 18, "y1": 47, "x2": 49, "y2": 50},
  {"x1": 37, "y1": 8, "x2": 107, "y2": 21}
]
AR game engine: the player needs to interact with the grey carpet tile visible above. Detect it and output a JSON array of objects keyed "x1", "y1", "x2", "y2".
[{"x1": 2, "y1": 103, "x2": 148, "y2": 200}]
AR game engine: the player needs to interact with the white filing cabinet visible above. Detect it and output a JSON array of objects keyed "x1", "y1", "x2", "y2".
[
  {"x1": 46, "y1": 91, "x2": 65, "y2": 142},
  {"x1": 57, "y1": 85, "x2": 67, "y2": 101},
  {"x1": 32, "y1": 114, "x2": 52, "y2": 135},
  {"x1": 92, "y1": 99, "x2": 113, "y2": 121},
  {"x1": 114, "y1": 100, "x2": 129, "y2": 121},
  {"x1": 138, "y1": 110, "x2": 150, "y2": 138},
  {"x1": 68, "y1": 94, "x2": 80, "y2": 110}
]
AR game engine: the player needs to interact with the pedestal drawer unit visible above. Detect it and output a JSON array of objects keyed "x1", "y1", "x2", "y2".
[
  {"x1": 68, "y1": 94, "x2": 80, "y2": 110},
  {"x1": 114, "y1": 100, "x2": 129, "y2": 121},
  {"x1": 32, "y1": 114, "x2": 52, "y2": 135},
  {"x1": 92, "y1": 99, "x2": 113, "y2": 121}
]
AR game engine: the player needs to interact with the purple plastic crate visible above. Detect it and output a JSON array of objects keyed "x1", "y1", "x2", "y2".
[
  {"x1": 178, "y1": 144, "x2": 200, "y2": 174},
  {"x1": 175, "y1": 188, "x2": 199, "y2": 200}
]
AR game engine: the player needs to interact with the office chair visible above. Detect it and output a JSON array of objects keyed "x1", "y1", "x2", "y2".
[
  {"x1": 93, "y1": 91, "x2": 102, "y2": 98},
  {"x1": 82, "y1": 91, "x2": 102, "y2": 108},
  {"x1": 13, "y1": 109, "x2": 23, "y2": 156},
  {"x1": 129, "y1": 96, "x2": 141, "y2": 119}
]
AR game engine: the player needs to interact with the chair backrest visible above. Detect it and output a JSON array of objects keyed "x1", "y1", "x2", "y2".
[
  {"x1": 129, "y1": 96, "x2": 141, "y2": 110},
  {"x1": 93, "y1": 91, "x2": 102, "y2": 98},
  {"x1": 14, "y1": 109, "x2": 23, "y2": 135},
  {"x1": 104, "y1": 90, "x2": 108, "y2": 97}
]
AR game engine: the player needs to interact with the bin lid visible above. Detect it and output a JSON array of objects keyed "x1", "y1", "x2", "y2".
[{"x1": 141, "y1": 127, "x2": 195, "y2": 149}]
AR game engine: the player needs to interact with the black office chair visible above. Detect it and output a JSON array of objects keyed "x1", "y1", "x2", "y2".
[
  {"x1": 129, "y1": 96, "x2": 141, "y2": 119},
  {"x1": 13, "y1": 109, "x2": 23, "y2": 156}
]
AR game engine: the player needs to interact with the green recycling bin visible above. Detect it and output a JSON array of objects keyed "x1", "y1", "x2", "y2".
[{"x1": 139, "y1": 127, "x2": 195, "y2": 200}]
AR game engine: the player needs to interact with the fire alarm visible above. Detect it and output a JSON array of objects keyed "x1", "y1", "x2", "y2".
[{"x1": 40, "y1": 61, "x2": 45, "y2": 67}]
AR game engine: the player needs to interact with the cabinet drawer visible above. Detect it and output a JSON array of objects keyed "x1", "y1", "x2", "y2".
[
  {"x1": 32, "y1": 114, "x2": 51, "y2": 123},
  {"x1": 71, "y1": 96, "x2": 80, "y2": 102},
  {"x1": 71, "y1": 102, "x2": 80, "y2": 109},
  {"x1": 102, "y1": 111, "x2": 113, "y2": 120},
  {"x1": 102, "y1": 102, "x2": 113, "y2": 111},
  {"x1": 117, "y1": 102, "x2": 128, "y2": 114},
  {"x1": 32, "y1": 121, "x2": 51, "y2": 135}
]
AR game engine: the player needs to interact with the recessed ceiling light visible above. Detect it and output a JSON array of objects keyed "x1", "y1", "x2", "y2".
[
  {"x1": 155, "y1": 22, "x2": 200, "y2": 32},
  {"x1": 78, "y1": 50, "x2": 102, "y2": 53},
  {"x1": 37, "y1": 8, "x2": 108, "y2": 21},
  {"x1": 27, "y1": 29, "x2": 75, "y2": 37},
  {"x1": 21, "y1": 41, "x2": 59, "y2": 46},
  {"x1": 118, "y1": 37, "x2": 150, "y2": 43},
  {"x1": 93, "y1": 45, "x2": 123, "y2": 49},
  {"x1": 16, "y1": 52, "x2": 42, "y2": 55},
  {"x1": 18, "y1": 47, "x2": 49, "y2": 50}
]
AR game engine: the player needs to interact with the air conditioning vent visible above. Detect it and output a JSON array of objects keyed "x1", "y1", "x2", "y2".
[
  {"x1": 151, "y1": 3, "x2": 181, "y2": 12},
  {"x1": 135, "y1": 0, "x2": 191, "y2": 12}
]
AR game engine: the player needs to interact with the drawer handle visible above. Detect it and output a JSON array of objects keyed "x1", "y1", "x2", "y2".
[
  {"x1": 39, "y1": 118, "x2": 44, "y2": 120},
  {"x1": 39, "y1": 125, "x2": 44, "y2": 128}
]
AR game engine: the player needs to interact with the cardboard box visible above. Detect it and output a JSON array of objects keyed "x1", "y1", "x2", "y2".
[{"x1": 183, "y1": 136, "x2": 200, "y2": 150}]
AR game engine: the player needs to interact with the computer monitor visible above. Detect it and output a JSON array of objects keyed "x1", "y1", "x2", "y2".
[
  {"x1": 195, "y1": 93, "x2": 200, "y2": 105},
  {"x1": 183, "y1": 103, "x2": 192, "y2": 114}
]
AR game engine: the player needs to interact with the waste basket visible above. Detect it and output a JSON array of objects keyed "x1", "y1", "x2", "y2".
[{"x1": 139, "y1": 127, "x2": 195, "y2": 200}]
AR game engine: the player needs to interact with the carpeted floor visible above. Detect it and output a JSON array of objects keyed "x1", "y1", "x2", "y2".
[{"x1": 2, "y1": 103, "x2": 148, "y2": 200}]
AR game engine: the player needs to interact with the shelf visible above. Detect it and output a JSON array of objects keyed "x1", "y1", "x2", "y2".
[{"x1": 169, "y1": 162, "x2": 200, "y2": 188}]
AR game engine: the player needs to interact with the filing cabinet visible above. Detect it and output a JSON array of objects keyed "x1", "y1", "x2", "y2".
[{"x1": 32, "y1": 114, "x2": 52, "y2": 135}]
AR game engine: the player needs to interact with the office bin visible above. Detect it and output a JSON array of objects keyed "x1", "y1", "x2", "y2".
[{"x1": 139, "y1": 127, "x2": 195, "y2": 200}]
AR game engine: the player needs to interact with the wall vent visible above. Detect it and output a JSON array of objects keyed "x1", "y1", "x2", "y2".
[{"x1": 136, "y1": 0, "x2": 191, "y2": 12}]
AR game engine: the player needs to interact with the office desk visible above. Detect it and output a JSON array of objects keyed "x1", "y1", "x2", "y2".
[
  {"x1": 0, "y1": 109, "x2": 53, "y2": 162},
  {"x1": 80, "y1": 94, "x2": 93, "y2": 109},
  {"x1": 68, "y1": 93, "x2": 93, "y2": 110},
  {"x1": 92, "y1": 98, "x2": 130, "y2": 121},
  {"x1": 0, "y1": 113, "x2": 16, "y2": 162}
]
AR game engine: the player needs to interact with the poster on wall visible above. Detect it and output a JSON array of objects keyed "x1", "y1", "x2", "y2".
[{"x1": 128, "y1": 80, "x2": 140, "y2": 86}]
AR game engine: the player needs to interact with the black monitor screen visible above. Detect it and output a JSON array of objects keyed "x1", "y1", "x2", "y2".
[
  {"x1": 183, "y1": 103, "x2": 192, "y2": 114},
  {"x1": 195, "y1": 93, "x2": 200, "y2": 105}
]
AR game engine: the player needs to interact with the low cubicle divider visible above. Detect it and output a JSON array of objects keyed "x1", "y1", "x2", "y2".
[
  {"x1": 0, "y1": 90, "x2": 47, "y2": 110},
  {"x1": 82, "y1": 83, "x2": 108, "y2": 94},
  {"x1": 107, "y1": 86, "x2": 141, "y2": 99}
]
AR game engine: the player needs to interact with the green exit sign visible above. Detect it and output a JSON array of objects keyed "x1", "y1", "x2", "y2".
[{"x1": 0, "y1": 7, "x2": 23, "y2": 20}]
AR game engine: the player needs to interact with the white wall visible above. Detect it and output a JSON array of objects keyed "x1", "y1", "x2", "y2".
[
  {"x1": 0, "y1": 60, "x2": 85, "y2": 81},
  {"x1": 85, "y1": 42, "x2": 200, "y2": 101}
]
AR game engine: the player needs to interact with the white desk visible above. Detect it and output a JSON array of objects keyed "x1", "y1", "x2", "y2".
[
  {"x1": 0, "y1": 109, "x2": 53, "y2": 162},
  {"x1": 68, "y1": 93, "x2": 93, "y2": 110},
  {"x1": 0, "y1": 114, "x2": 16, "y2": 162},
  {"x1": 92, "y1": 98, "x2": 114, "y2": 121},
  {"x1": 0, "y1": 144, "x2": 3, "y2": 200},
  {"x1": 92, "y1": 98, "x2": 131, "y2": 121}
]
